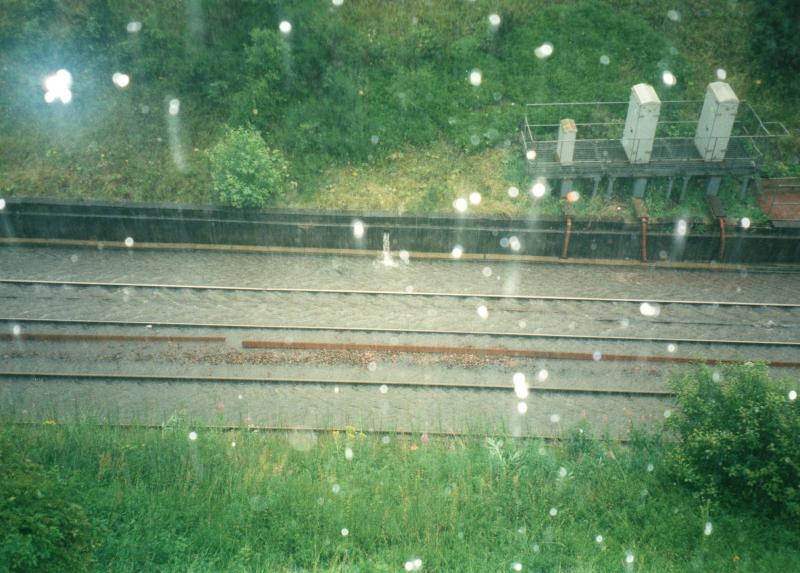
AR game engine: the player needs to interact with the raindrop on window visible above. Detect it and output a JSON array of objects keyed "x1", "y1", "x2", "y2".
[
  {"x1": 599, "y1": 55, "x2": 610, "y2": 65},
  {"x1": 534, "y1": 42, "x2": 554, "y2": 59},
  {"x1": 477, "y1": 305, "x2": 489, "y2": 319},
  {"x1": 537, "y1": 369, "x2": 548, "y2": 382},
  {"x1": 595, "y1": 534, "x2": 604, "y2": 544},
  {"x1": 0, "y1": 199, "x2": 5, "y2": 210},
  {"x1": 488, "y1": 14, "x2": 501, "y2": 28},
  {"x1": 469, "y1": 192, "x2": 481, "y2": 205},
  {"x1": 126, "y1": 21, "x2": 142, "y2": 33},
  {"x1": 453, "y1": 197, "x2": 468, "y2": 212},
  {"x1": 188, "y1": 431, "x2": 198, "y2": 441},
  {"x1": 511, "y1": 563, "x2": 522, "y2": 572},
  {"x1": 558, "y1": 466, "x2": 567, "y2": 478},
  {"x1": 451, "y1": 245, "x2": 463, "y2": 259},
  {"x1": 279, "y1": 20, "x2": 292, "y2": 34},
  {"x1": 625, "y1": 551, "x2": 635, "y2": 564},
  {"x1": 345, "y1": 447, "x2": 353, "y2": 461},
  {"x1": 168, "y1": 98, "x2": 180, "y2": 115},
  {"x1": 124, "y1": 237, "x2": 135, "y2": 248},
  {"x1": 379, "y1": 384, "x2": 388, "y2": 394},
  {"x1": 667, "y1": 9, "x2": 680, "y2": 21},
  {"x1": 788, "y1": 390, "x2": 797, "y2": 401},
  {"x1": 332, "y1": 0, "x2": 344, "y2": 6},
  {"x1": 526, "y1": 149, "x2": 537, "y2": 161},
  {"x1": 507, "y1": 186, "x2": 519, "y2": 198},
  {"x1": 352, "y1": 220, "x2": 365, "y2": 238},
  {"x1": 662, "y1": 70, "x2": 677, "y2": 86},
  {"x1": 550, "y1": 413, "x2": 561, "y2": 423},
  {"x1": 469, "y1": 69, "x2": 482, "y2": 86},
  {"x1": 740, "y1": 217, "x2": 751, "y2": 229},
  {"x1": 592, "y1": 351, "x2": 603, "y2": 361},
  {"x1": 112, "y1": 72, "x2": 130, "y2": 88},
  {"x1": 531, "y1": 181, "x2": 546, "y2": 198},
  {"x1": 517, "y1": 402, "x2": 528, "y2": 414},
  {"x1": 482, "y1": 266, "x2": 493, "y2": 277},
  {"x1": 332, "y1": 483, "x2": 341, "y2": 494},
  {"x1": 704, "y1": 522, "x2": 713, "y2": 536},
  {"x1": 716, "y1": 68, "x2": 727, "y2": 80},
  {"x1": 549, "y1": 507, "x2": 558, "y2": 517}
]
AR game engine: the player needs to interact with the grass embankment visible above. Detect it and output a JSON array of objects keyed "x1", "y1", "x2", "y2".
[
  {"x1": 2, "y1": 421, "x2": 798, "y2": 572},
  {"x1": 0, "y1": 1, "x2": 794, "y2": 222}
]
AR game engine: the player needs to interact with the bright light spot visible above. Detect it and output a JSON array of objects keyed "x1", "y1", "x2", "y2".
[
  {"x1": 507, "y1": 186, "x2": 520, "y2": 198},
  {"x1": 789, "y1": 390, "x2": 797, "y2": 401},
  {"x1": 662, "y1": 70, "x2": 677, "y2": 86},
  {"x1": 70, "y1": 254, "x2": 78, "y2": 263},
  {"x1": 382, "y1": 435, "x2": 390, "y2": 444},
  {"x1": 124, "y1": 237, "x2": 134, "y2": 248},
  {"x1": 620, "y1": 317, "x2": 630, "y2": 328},
  {"x1": 716, "y1": 68, "x2": 727, "y2": 80},
  {"x1": 667, "y1": 9, "x2": 680, "y2": 21},
  {"x1": 477, "y1": 305, "x2": 489, "y2": 319},
  {"x1": 469, "y1": 69, "x2": 482, "y2": 86},
  {"x1": 549, "y1": 507, "x2": 558, "y2": 517},
  {"x1": 482, "y1": 266, "x2": 493, "y2": 277},
  {"x1": 667, "y1": 343, "x2": 676, "y2": 353},
  {"x1": 517, "y1": 402, "x2": 528, "y2": 414},
  {"x1": 279, "y1": 20, "x2": 292, "y2": 34},
  {"x1": 370, "y1": 134, "x2": 379, "y2": 145},
  {"x1": 625, "y1": 551, "x2": 635, "y2": 564},
  {"x1": 0, "y1": 199, "x2": 5, "y2": 210},
  {"x1": 531, "y1": 182, "x2": 546, "y2": 198},
  {"x1": 126, "y1": 21, "x2": 142, "y2": 33},
  {"x1": 399, "y1": 250, "x2": 410, "y2": 263},
  {"x1": 550, "y1": 413, "x2": 561, "y2": 423},
  {"x1": 663, "y1": 409, "x2": 672, "y2": 418},
  {"x1": 453, "y1": 197, "x2": 468, "y2": 212},
  {"x1": 112, "y1": 72, "x2": 130, "y2": 88},
  {"x1": 558, "y1": 466, "x2": 567, "y2": 478},
  {"x1": 341, "y1": 527, "x2": 349, "y2": 536},
  {"x1": 511, "y1": 563, "x2": 522, "y2": 572},
  {"x1": 367, "y1": 361, "x2": 377, "y2": 372},
  {"x1": 469, "y1": 192, "x2": 482, "y2": 205},
  {"x1": 12, "y1": 324, "x2": 21, "y2": 336},
  {"x1": 566, "y1": 191, "x2": 580, "y2": 203},
  {"x1": 43, "y1": 69, "x2": 73, "y2": 104},
  {"x1": 535, "y1": 42, "x2": 554, "y2": 59},
  {"x1": 592, "y1": 351, "x2": 603, "y2": 361},
  {"x1": 537, "y1": 369, "x2": 549, "y2": 382},
  {"x1": 647, "y1": 463, "x2": 654, "y2": 472},
  {"x1": 704, "y1": 522, "x2": 713, "y2": 536},
  {"x1": 353, "y1": 220, "x2": 365, "y2": 238},
  {"x1": 509, "y1": 236, "x2": 521, "y2": 251},
  {"x1": 231, "y1": 441, "x2": 236, "y2": 447},
  {"x1": 600, "y1": 55, "x2": 610, "y2": 65},
  {"x1": 332, "y1": 483, "x2": 341, "y2": 494},
  {"x1": 513, "y1": 373, "x2": 528, "y2": 399},
  {"x1": 188, "y1": 431, "x2": 198, "y2": 441},
  {"x1": 526, "y1": 149, "x2": 537, "y2": 161},
  {"x1": 532, "y1": 543, "x2": 540, "y2": 552},
  {"x1": 379, "y1": 384, "x2": 388, "y2": 394},
  {"x1": 414, "y1": 559, "x2": 422, "y2": 568},
  {"x1": 168, "y1": 98, "x2": 180, "y2": 115},
  {"x1": 238, "y1": 394, "x2": 243, "y2": 399},
  {"x1": 639, "y1": 302, "x2": 661, "y2": 317},
  {"x1": 334, "y1": 386, "x2": 340, "y2": 393},
  {"x1": 595, "y1": 534, "x2": 604, "y2": 544},
  {"x1": 488, "y1": 13, "x2": 501, "y2": 28},
  {"x1": 451, "y1": 245, "x2": 463, "y2": 259},
  {"x1": 740, "y1": 217, "x2": 751, "y2": 229},
  {"x1": 333, "y1": 0, "x2": 344, "y2": 6},
  {"x1": 404, "y1": 562, "x2": 414, "y2": 572},
  {"x1": 345, "y1": 447, "x2": 354, "y2": 461}
]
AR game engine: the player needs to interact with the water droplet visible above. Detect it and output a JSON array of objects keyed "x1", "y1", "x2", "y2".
[
  {"x1": 518, "y1": 319, "x2": 527, "y2": 328},
  {"x1": 231, "y1": 441, "x2": 236, "y2": 447},
  {"x1": 595, "y1": 534, "x2": 604, "y2": 544},
  {"x1": 663, "y1": 409, "x2": 672, "y2": 418},
  {"x1": 526, "y1": 149, "x2": 537, "y2": 161},
  {"x1": 469, "y1": 69, "x2": 482, "y2": 86},
  {"x1": 44, "y1": 69, "x2": 73, "y2": 104},
  {"x1": 535, "y1": 42, "x2": 554, "y2": 59},
  {"x1": 507, "y1": 186, "x2": 520, "y2": 198},
  {"x1": 558, "y1": 466, "x2": 567, "y2": 478},
  {"x1": 488, "y1": 13, "x2": 501, "y2": 28},
  {"x1": 517, "y1": 402, "x2": 528, "y2": 414},
  {"x1": 404, "y1": 562, "x2": 414, "y2": 572},
  {"x1": 549, "y1": 507, "x2": 558, "y2": 517},
  {"x1": 370, "y1": 134, "x2": 380, "y2": 145},
  {"x1": 712, "y1": 370, "x2": 722, "y2": 383},
  {"x1": 500, "y1": 237, "x2": 510, "y2": 248},
  {"x1": 667, "y1": 343, "x2": 676, "y2": 353},
  {"x1": 451, "y1": 245, "x2": 463, "y2": 259},
  {"x1": 70, "y1": 254, "x2": 78, "y2": 263},
  {"x1": 477, "y1": 305, "x2": 489, "y2": 319},
  {"x1": 482, "y1": 266, "x2": 493, "y2": 277},
  {"x1": 566, "y1": 190, "x2": 580, "y2": 203},
  {"x1": 453, "y1": 197, "x2": 468, "y2": 213},
  {"x1": 368, "y1": 361, "x2": 377, "y2": 372},
  {"x1": 469, "y1": 192, "x2": 482, "y2": 205},
  {"x1": 124, "y1": 237, "x2": 134, "y2": 248},
  {"x1": 332, "y1": 0, "x2": 344, "y2": 6},
  {"x1": 0, "y1": 198, "x2": 5, "y2": 210},
  {"x1": 625, "y1": 551, "x2": 635, "y2": 564},
  {"x1": 345, "y1": 447, "x2": 353, "y2": 460},
  {"x1": 332, "y1": 483, "x2": 341, "y2": 494},
  {"x1": 11, "y1": 324, "x2": 21, "y2": 336},
  {"x1": 168, "y1": 98, "x2": 180, "y2": 116},
  {"x1": 740, "y1": 217, "x2": 751, "y2": 229},
  {"x1": 600, "y1": 55, "x2": 610, "y2": 65},
  {"x1": 639, "y1": 302, "x2": 661, "y2": 317},
  {"x1": 592, "y1": 351, "x2": 603, "y2": 361},
  {"x1": 188, "y1": 431, "x2": 198, "y2": 441},
  {"x1": 537, "y1": 369, "x2": 548, "y2": 382},
  {"x1": 647, "y1": 463, "x2": 654, "y2": 472},
  {"x1": 716, "y1": 68, "x2": 727, "y2": 80},
  {"x1": 667, "y1": 9, "x2": 680, "y2": 21},
  {"x1": 382, "y1": 435, "x2": 390, "y2": 444},
  {"x1": 126, "y1": 21, "x2": 142, "y2": 33},
  {"x1": 509, "y1": 236, "x2": 521, "y2": 251},
  {"x1": 279, "y1": 20, "x2": 292, "y2": 34},
  {"x1": 511, "y1": 563, "x2": 522, "y2": 572},
  {"x1": 352, "y1": 220, "x2": 365, "y2": 238},
  {"x1": 531, "y1": 181, "x2": 546, "y2": 198},
  {"x1": 704, "y1": 522, "x2": 713, "y2": 536},
  {"x1": 550, "y1": 413, "x2": 561, "y2": 423},
  {"x1": 662, "y1": 70, "x2": 677, "y2": 86},
  {"x1": 788, "y1": 390, "x2": 797, "y2": 401},
  {"x1": 112, "y1": 72, "x2": 130, "y2": 88},
  {"x1": 532, "y1": 543, "x2": 540, "y2": 553}
]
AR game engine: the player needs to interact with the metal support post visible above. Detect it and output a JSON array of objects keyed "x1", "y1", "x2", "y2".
[
  {"x1": 591, "y1": 176, "x2": 601, "y2": 198},
  {"x1": 606, "y1": 176, "x2": 616, "y2": 198},
  {"x1": 560, "y1": 178, "x2": 573, "y2": 198},
  {"x1": 633, "y1": 178, "x2": 648, "y2": 198},
  {"x1": 705, "y1": 176, "x2": 722, "y2": 197},
  {"x1": 679, "y1": 176, "x2": 691, "y2": 202},
  {"x1": 666, "y1": 177, "x2": 674, "y2": 201},
  {"x1": 739, "y1": 176, "x2": 750, "y2": 200}
]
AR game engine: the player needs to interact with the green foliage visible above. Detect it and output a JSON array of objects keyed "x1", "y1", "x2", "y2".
[
  {"x1": 666, "y1": 363, "x2": 800, "y2": 516},
  {"x1": 0, "y1": 436, "x2": 96, "y2": 572},
  {"x1": 751, "y1": 0, "x2": 800, "y2": 94},
  {"x1": 207, "y1": 126, "x2": 290, "y2": 208}
]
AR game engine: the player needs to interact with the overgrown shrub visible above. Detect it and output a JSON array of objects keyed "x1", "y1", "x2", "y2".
[
  {"x1": 0, "y1": 441, "x2": 96, "y2": 572},
  {"x1": 207, "y1": 126, "x2": 290, "y2": 208},
  {"x1": 666, "y1": 363, "x2": 800, "y2": 516}
]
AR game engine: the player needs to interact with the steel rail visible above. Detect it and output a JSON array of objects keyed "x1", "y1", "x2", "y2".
[
  {"x1": 2, "y1": 317, "x2": 799, "y2": 347},
  {"x1": 0, "y1": 371, "x2": 673, "y2": 397},
  {"x1": 2, "y1": 278, "x2": 798, "y2": 309}
]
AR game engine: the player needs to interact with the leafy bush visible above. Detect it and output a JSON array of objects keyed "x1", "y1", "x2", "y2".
[
  {"x1": 0, "y1": 442, "x2": 96, "y2": 572},
  {"x1": 666, "y1": 363, "x2": 800, "y2": 516},
  {"x1": 207, "y1": 126, "x2": 290, "y2": 208}
]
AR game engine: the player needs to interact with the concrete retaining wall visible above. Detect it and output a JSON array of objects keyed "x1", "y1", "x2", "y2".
[{"x1": 1, "y1": 199, "x2": 798, "y2": 264}]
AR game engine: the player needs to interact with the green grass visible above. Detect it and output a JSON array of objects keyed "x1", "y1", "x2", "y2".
[{"x1": 2, "y1": 419, "x2": 798, "y2": 572}]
